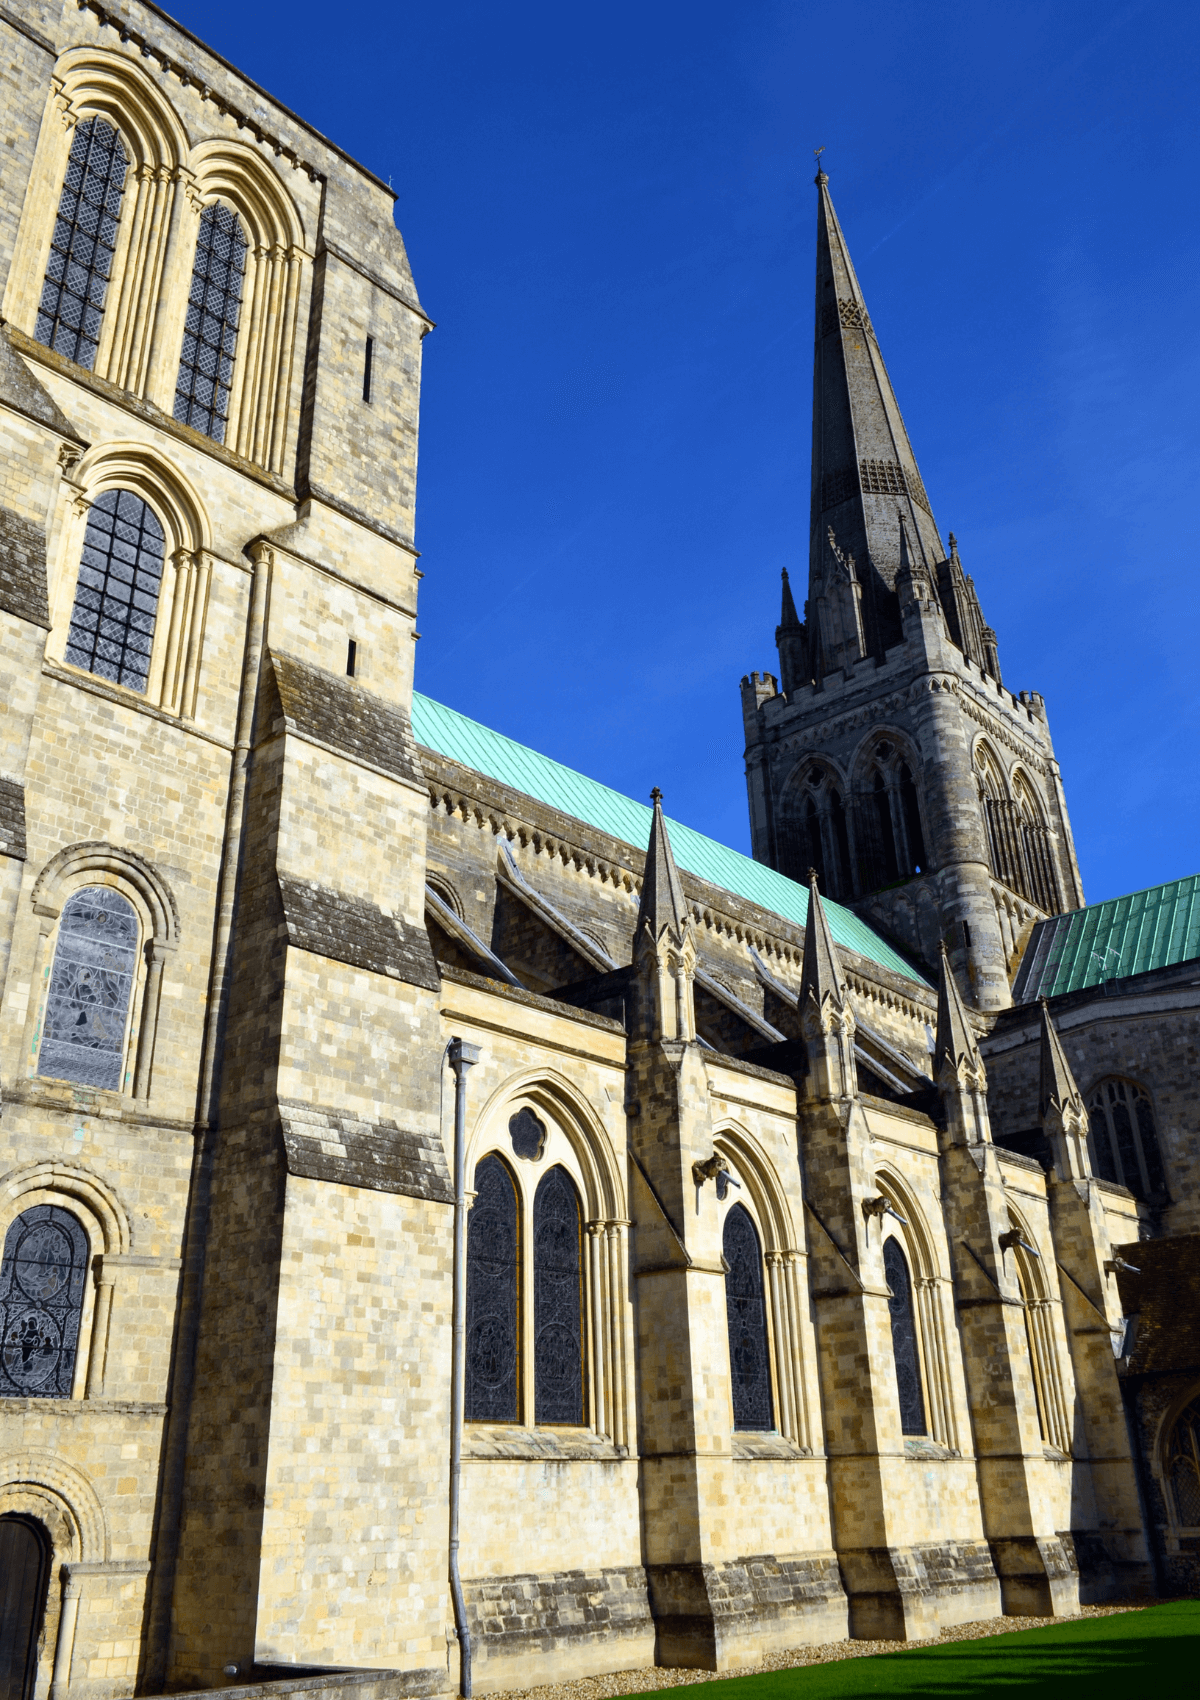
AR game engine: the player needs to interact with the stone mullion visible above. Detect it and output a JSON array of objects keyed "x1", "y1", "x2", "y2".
[
  {"x1": 587, "y1": 1221, "x2": 607, "y2": 1437},
  {"x1": 229, "y1": 243, "x2": 269, "y2": 460},
  {"x1": 156, "y1": 549, "x2": 194, "y2": 713},
  {"x1": 180, "y1": 552, "x2": 212, "y2": 720},
  {"x1": 1034, "y1": 1300, "x2": 1072, "y2": 1454},
  {"x1": 784, "y1": 1250, "x2": 815, "y2": 1453},
  {"x1": 267, "y1": 248, "x2": 304, "y2": 474},
  {"x1": 914, "y1": 1276, "x2": 954, "y2": 1448},
  {"x1": 94, "y1": 159, "x2": 151, "y2": 383},
  {"x1": 251, "y1": 246, "x2": 287, "y2": 468},
  {"x1": 765, "y1": 1251, "x2": 795, "y2": 1442},
  {"x1": 607, "y1": 1221, "x2": 631, "y2": 1450},
  {"x1": 122, "y1": 168, "x2": 177, "y2": 396}
]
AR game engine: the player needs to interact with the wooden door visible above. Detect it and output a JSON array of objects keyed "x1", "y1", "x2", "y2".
[{"x1": 0, "y1": 1518, "x2": 49, "y2": 1700}]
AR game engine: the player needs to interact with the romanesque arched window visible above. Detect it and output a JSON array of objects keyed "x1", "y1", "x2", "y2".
[
  {"x1": 0, "y1": 1205, "x2": 89, "y2": 1399},
  {"x1": 0, "y1": 1515, "x2": 51, "y2": 1700},
  {"x1": 174, "y1": 202, "x2": 248, "y2": 444},
  {"x1": 465, "y1": 1155, "x2": 520, "y2": 1422},
  {"x1": 35, "y1": 116, "x2": 128, "y2": 371},
  {"x1": 533, "y1": 1166, "x2": 584, "y2": 1425},
  {"x1": 1165, "y1": 1395, "x2": 1200, "y2": 1530},
  {"x1": 1087, "y1": 1079, "x2": 1167, "y2": 1202},
  {"x1": 883, "y1": 1235, "x2": 925, "y2": 1435},
  {"x1": 38, "y1": 887, "x2": 139, "y2": 1092},
  {"x1": 723, "y1": 1204, "x2": 773, "y2": 1431},
  {"x1": 65, "y1": 489, "x2": 166, "y2": 694}
]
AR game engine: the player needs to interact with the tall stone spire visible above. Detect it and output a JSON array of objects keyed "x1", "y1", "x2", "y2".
[{"x1": 809, "y1": 170, "x2": 945, "y2": 659}]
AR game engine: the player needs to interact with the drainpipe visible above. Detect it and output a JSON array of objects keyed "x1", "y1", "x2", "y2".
[{"x1": 448, "y1": 1037, "x2": 481, "y2": 1697}]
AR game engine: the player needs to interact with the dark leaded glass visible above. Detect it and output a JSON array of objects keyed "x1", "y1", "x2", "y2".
[
  {"x1": 174, "y1": 202, "x2": 247, "y2": 443},
  {"x1": 35, "y1": 117, "x2": 128, "y2": 370},
  {"x1": 533, "y1": 1166, "x2": 583, "y2": 1425},
  {"x1": 723, "y1": 1204, "x2": 773, "y2": 1431},
  {"x1": 65, "y1": 488, "x2": 165, "y2": 693},
  {"x1": 1167, "y1": 1397, "x2": 1200, "y2": 1528},
  {"x1": 509, "y1": 1107, "x2": 546, "y2": 1161},
  {"x1": 0, "y1": 1206, "x2": 89, "y2": 1398},
  {"x1": 465, "y1": 1155, "x2": 519, "y2": 1422},
  {"x1": 39, "y1": 887, "x2": 138, "y2": 1091},
  {"x1": 884, "y1": 1236, "x2": 926, "y2": 1435}
]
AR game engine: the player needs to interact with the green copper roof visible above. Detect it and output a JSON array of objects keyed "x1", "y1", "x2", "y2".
[
  {"x1": 412, "y1": 691, "x2": 927, "y2": 985},
  {"x1": 1013, "y1": 874, "x2": 1200, "y2": 1002}
]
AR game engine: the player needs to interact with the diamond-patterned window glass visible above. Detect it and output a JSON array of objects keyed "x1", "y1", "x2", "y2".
[
  {"x1": 884, "y1": 1235, "x2": 926, "y2": 1435},
  {"x1": 173, "y1": 203, "x2": 247, "y2": 443},
  {"x1": 38, "y1": 887, "x2": 138, "y2": 1091},
  {"x1": 0, "y1": 1205, "x2": 89, "y2": 1398},
  {"x1": 465, "y1": 1155, "x2": 519, "y2": 1422},
  {"x1": 533, "y1": 1166, "x2": 583, "y2": 1425},
  {"x1": 1167, "y1": 1396, "x2": 1200, "y2": 1528},
  {"x1": 1087, "y1": 1079, "x2": 1166, "y2": 1202},
  {"x1": 65, "y1": 488, "x2": 165, "y2": 693},
  {"x1": 723, "y1": 1204, "x2": 773, "y2": 1432},
  {"x1": 35, "y1": 117, "x2": 128, "y2": 371}
]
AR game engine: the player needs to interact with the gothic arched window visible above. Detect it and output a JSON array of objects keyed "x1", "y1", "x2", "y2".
[
  {"x1": 1087, "y1": 1079, "x2": 1167, "y2": 1202},
  {"x1": 38, "y1": 887, "x2": 139, "y2": 1091},
  {"x1": 1165, "y1": 1395, "x2": 1200, "y2": 1530},
  {"x1": 723, "y1": 1204, "x2": 773, "y2": 1431},
  {"x1": 883, "y1": 1236, "x2": 925, "y2": 1435},
  {"x1": 65, "y1": 489, "x2": 166, "y2": 694},
  {"x1": 533, "y1": 1166, "x2": 584, "y2": 1425},
  {"x1": 0, "y1": 1205, "x2": 89, "y2": 1399},
  {"x1": 898, "y1": 763, "x2": 927, "y2": 874},
  {"x1": 35, "y1": 116, "x2": 128, "y2": 370},
  {"x1": 174, "y1": 202, "x2": 248, "y2": 444},
  {"x1": 465, "y1": 1155, "x2": 519, "y2": 1422}
]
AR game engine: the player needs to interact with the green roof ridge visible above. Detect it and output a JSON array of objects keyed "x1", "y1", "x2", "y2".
[{"x1": 411, "y1": 691, "x2": 927, "y2": 985}]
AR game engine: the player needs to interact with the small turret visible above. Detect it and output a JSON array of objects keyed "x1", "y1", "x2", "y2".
[
  {"x1": 798, "y1": 873, "x2": 856, "y2": 1100},
  {"x1": 934, "y1": 942, "x2": 990, "y2": 1146},
  {"x1": 1038, "y1": 1000, "x2": 1091, "y2": 1181},
  {"x1": 631, "y1": 789, "x2": 696, "y2": 1043},
  {"x1": 775, "y1": 571, "x2": 808, "y2": 695}
]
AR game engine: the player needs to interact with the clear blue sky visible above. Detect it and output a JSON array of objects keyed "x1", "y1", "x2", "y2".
[{"x1": 172, "y1": 0, "x2": 1199, "y2": 905}]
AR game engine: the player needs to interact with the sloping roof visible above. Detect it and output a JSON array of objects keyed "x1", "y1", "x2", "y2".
[
  {"x1": 1013, "y1": 874, "x2": 1200, "y2": 1002},
  {"x1": 411, "y1": 692, "x2": 926, "y2": 984}
]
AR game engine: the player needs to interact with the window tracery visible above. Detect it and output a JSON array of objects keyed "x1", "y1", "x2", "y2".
[
  {"x1": 64, "y1": 488, "x2": 165, "y2": 694},
  {"x1": 38, "y1": 887, "x2": 139, "y2": 1092},
  {"x1": 782, "y1": 765, "x2": 851, "y2": 897},
  {"x1": 533, "y1": 1167, "x2": 584, "y2": 1425},
  {"x1": 0, "y1": 1206, "x2": 89, "y2": 1399},
  {"x1": 35, "y1": 116, "x2": 128, "y2": 371},
  {"x1": 173, "y1": 202, "x2": 247, "y2": 443},
  {"x1": 723, "y1": 1204, "x2": 773, "y2": 1431},
  {"x1": 883, "y1": 1235, "x2": 926, "y2": 1435},
  {"x1": 1087, "y1": 1078, "x2": 1167, "y2": 1202},
  {"x1": 1165, "y1": 1395, "x2": 1200, "y2": 1530}
]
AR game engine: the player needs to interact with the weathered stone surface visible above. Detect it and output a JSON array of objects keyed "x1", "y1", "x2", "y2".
[
  {"x1": 278, "y1": 874, "x2": 440, "y2": 989},
  {"x1": 279, "y1": 1101, "x2": 453, "y2": 1203},
  {"x1": 0, "y1": 501, "x2": 49, "y2": 626},
  {"x1": 269, "y1": 649, "x2": 425, "y2": 788}
]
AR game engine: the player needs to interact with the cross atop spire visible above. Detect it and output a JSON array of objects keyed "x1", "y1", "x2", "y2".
[
  {"x1": 636, "y1": 789, "x2": 690, "y2": 945},
  {"x1": 810, "y1": 174, "x2": 944, "y2": 660}
]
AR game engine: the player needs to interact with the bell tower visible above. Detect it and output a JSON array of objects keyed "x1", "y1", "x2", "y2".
[{"x1": 741, "y1": 171, "x2": 1083, "y2": 1009}]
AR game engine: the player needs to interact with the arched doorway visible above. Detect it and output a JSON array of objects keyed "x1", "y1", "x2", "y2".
[{"x1": 0, "y1": 1515, "x2": 49, "y2": 1700}]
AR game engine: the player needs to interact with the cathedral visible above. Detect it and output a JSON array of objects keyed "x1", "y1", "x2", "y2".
[{"x1": 0, "y1": 8, "x2": 1196, "y2": 1700}]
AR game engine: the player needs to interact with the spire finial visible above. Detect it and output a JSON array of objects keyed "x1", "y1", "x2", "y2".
[
  {"x1": 799, "y1": 867, "x2": 846, "y2": 1010},
  {"x1": 637, "y1": 789, "x2": 688, "y2": 944},
  {"x1": 813, "y1": 145, "x2": 827, "y2": 186},
  {"x1": 650, "y1": 786, "x2": 662, "y2": 805}
]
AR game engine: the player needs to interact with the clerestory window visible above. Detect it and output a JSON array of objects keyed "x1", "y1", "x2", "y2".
[
  {"x1": 174, "y1": 202, "x2": 248, "y2": 444},
  {"x1": 35, "y1": 116, "x2": 128, "y2": 371},
  {"x1": 65, "y1": 489, "x2": 165, "y2": 694},
  {"x1": 1088, "y1": 1078, "x2": 1167, "y2": 1202}
]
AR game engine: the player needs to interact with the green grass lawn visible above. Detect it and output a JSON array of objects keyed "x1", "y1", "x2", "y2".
[{"x1": 636, "y1": 1602, "x2": 1199, "y2": 1700}]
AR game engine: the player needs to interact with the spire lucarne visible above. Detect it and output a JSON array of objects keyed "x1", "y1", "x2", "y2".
[{"x1": 810, "y1": 167, "x2": 943, "y2": 660}]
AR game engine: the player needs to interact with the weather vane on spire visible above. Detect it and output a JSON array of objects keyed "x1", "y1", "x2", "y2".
[{"x1": 813, "y1": 145, "x2": 827, "y2": 183}]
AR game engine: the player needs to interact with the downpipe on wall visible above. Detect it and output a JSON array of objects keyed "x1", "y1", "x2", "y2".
[{"x1": 448, "y1": 1037, "x2": 481, "y2": 1697}]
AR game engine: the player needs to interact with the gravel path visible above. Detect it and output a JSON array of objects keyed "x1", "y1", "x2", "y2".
[{"x1": 483, "y1": 1601, "x2": 1151, "y2": 1700}]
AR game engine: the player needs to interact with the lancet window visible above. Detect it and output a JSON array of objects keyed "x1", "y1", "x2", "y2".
[
  {"x1": 783, "y1": 765, "x2": 852, "y2": 898},
  {"x1": 883, "y1": 1235, "x2": 926, "y2": 1435},
  {"x1": 465, "y1": 1136, "x2": 590, "y2": 1429},
  {"x1": 174, "y1": 202, "x2": 248, "y2": 443},
  {"x1": 854, "y1": 741, "x2": 927, "y2": 892},
  {"x1": 35, "y1": 116, "x2": 128, "y2": 371},
  {"x1": 977, "y1": 750, "x2": 1061, "y2": 915},
  {"x1": 1165, "y1": 1395, "x2": 1200, "y2": 1531},
  {"x1": 65, "y1": 489, "x2": 166, "y2": 694},
  {"x1": 0, "y1": 1205, "x2": 89, "y2": 1399},
  {"x1": 723, "y1": 1204, "x2": 774, "y2": 1431},
  {"x1": 1087, "y1": 1079, "x2": 1167, "y2": 1202},
  {"x1": 1008, "y1": 1224, "x2": 1071, "y2": 1454},
  {"x1": 38, "y1": 888, "x2": 139, "y2": 1092}
]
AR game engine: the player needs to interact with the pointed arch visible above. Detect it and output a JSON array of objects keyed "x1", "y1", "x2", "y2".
[
  {"x1": 1003, "y1": 1204, "x2": 1071, "y2": 1454},
  {"x1": 872, "y1": 1166, "x2": 959, "y2": 1450},
  {"x1": 468, "y1": 1066, "x2": 624, "y2": 1222}
]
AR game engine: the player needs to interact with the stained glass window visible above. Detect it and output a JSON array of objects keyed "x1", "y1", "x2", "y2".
[
  {"x1": 38, "y1": 887, "x2": 138, "y2": 1091},
  {"x1": 509, "y1": 1107, "x2": 546, "y2": 1161},
  {"x1": 1166, "y1": 1396, "x2": 1200, "y2": 1528},
  {"x1": 884, "y1": 1236, "x2": 926, "y2": 1435},
  {"x1": 0, "y1": 1206, "x2": 89, "y2": 1398},
  {"x1": 173, "y1": 202, "x2": 247, "y2": 443},
  {"x1": 35, "y1": 116, "x2": 128, "y2": 371},
  {"x1": 465, "y1": 1155, "x2": 519, "y2": 1422},
  {"x1": 723, "y1": 1204, "x2": 773, "y2": 1431},
  {"x1": 65, "y1": 489, "x2": 165, "y2": 694},
  {"x1": 533, "y1": 1166, "x2": 583, "y2": 1425},
  {"x1": 1087, "y1": 1079, "x2": 1167, "y2": 1202}
]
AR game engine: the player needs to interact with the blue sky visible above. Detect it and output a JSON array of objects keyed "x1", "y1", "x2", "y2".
[{"x1": 173, "y1": 0, "x2": 1199, "y2": 904}]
